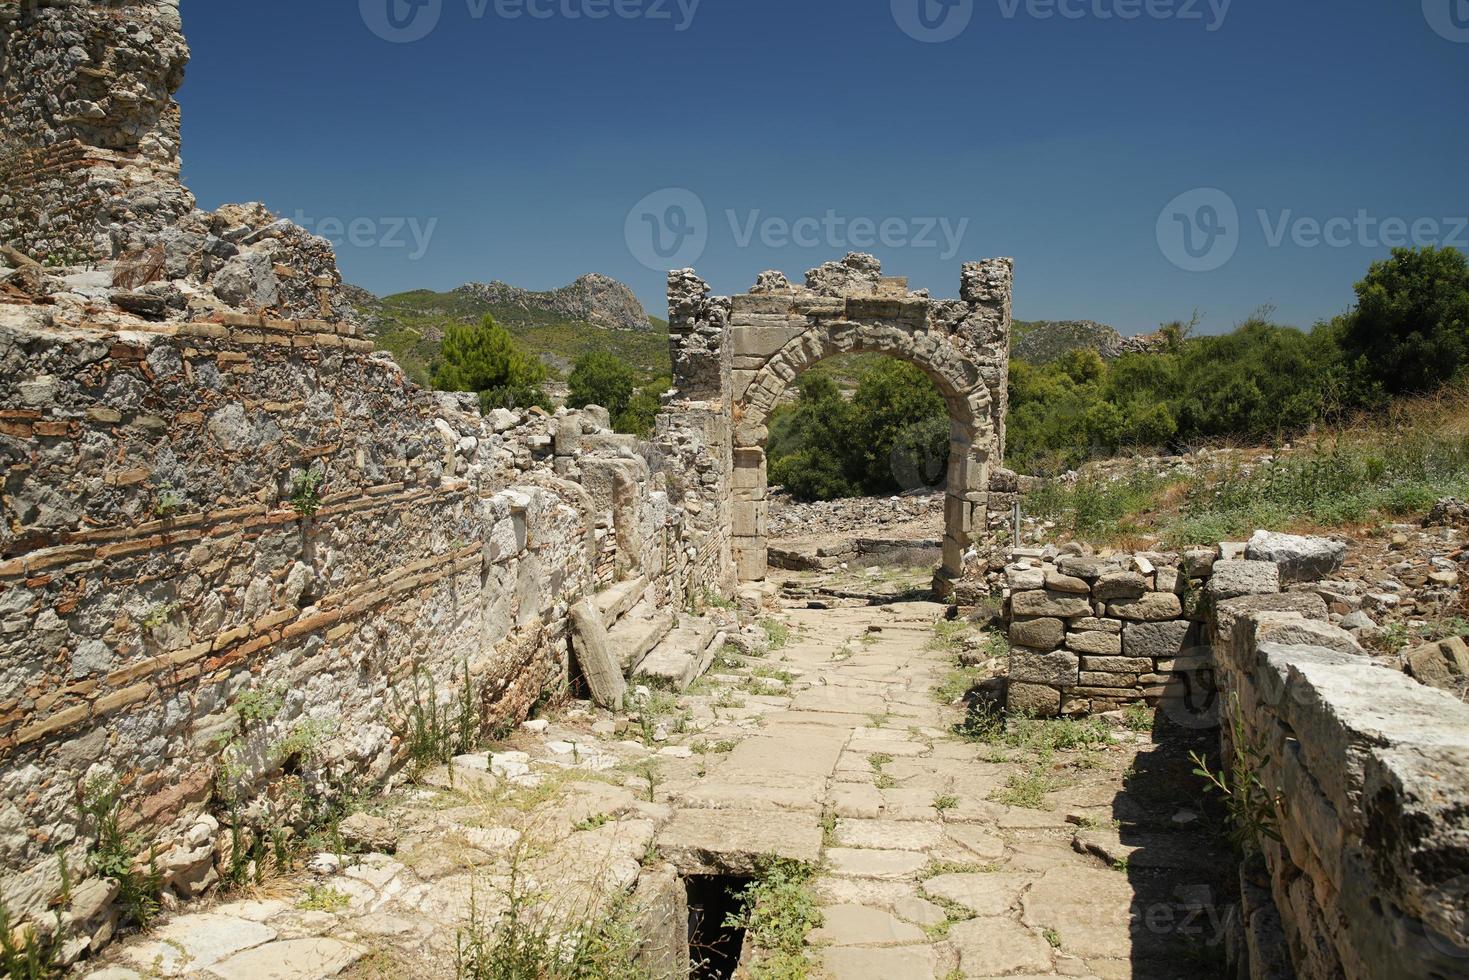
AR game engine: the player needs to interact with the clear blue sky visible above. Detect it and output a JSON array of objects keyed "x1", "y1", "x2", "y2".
[{"x1": 177, "y1": 0, "x2": 1468, "y2": 335}]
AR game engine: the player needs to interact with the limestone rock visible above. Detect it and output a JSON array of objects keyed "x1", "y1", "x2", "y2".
[
  {"x1": 1009, "y1": 617, "x2": 1064, "y2": 651},
  {"x1": 1107, "y1": 592, "x2": 1182, "y2": 621},
  {"x1": 1208, "y1": 560, "x2": 1281, "y2": 600},
  {"x1": 1404, "y1": 637, "x2": 1469, "y2": 694},
  {"x1": 1246, "y1": 530, "x2": 1347, "y2": 582},
  {"x1": 338, "y1": 813, "x2": 399, "y2": 853}
]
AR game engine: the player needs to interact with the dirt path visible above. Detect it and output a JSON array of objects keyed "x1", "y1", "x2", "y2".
[{"x1": 81, "y1": 597, "x2": 1229, "y2": 980}]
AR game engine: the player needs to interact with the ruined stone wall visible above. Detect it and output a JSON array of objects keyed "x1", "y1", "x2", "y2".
[
  {"x1": 1215, "y1": 606, "x2": 1469, "y2": 977},
  {"x1": 0, "y1": 0, "x2": 196, "y2": 261},
  {"x1": 1001, "y1": 548, "x2": 1218, "y2": 720},
  {"x1": 0, "y1": 306, "x2": 730, "y2": 947},
  {"x1": 1002, "y1": 542, "x2": 1469, "y2": 975}
]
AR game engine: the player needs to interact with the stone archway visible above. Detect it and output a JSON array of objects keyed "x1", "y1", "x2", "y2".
[{"x1": 665, "y1": 254, "x2": 1013, "y2": 592}]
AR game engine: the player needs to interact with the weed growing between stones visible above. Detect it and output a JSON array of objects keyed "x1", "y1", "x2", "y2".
[
  {"x1": 454, "y1": 859, "x2": 650, "y2": 980},
  {"x1": 867, "y1": 753, "x2": 897, "y2": 789},
  {"x1": 79, "y1": 775, "x2": 162, "y2": 930},
  {"x1": 633, "y1": 759, "x2": 663, "y2": 802},
  {"x1": 0, "y1": 899, "x2": 59, "y2": 980},
  {"x1": 1190, "y1": 695, "x2": 1285, "y2": 855},
  {"x1": 760, "y1": 618, "x2": 791, "y2": 652},
  {"x1": 990, "y1": 768, "x2": 1058, "y2": 810},
  {"x1": 958, "y1": 710, "x2": 1112, "y2": 756},
  {"x1": 1122, "y1": 702, "x2": 1155, "y2": 732},
  {"x1": 392, "y1": 661, "x2": 482, "y2": 773},
  {"x1": 297, "y1": 885, "x2": 350, "y2": 911},
  {"x1": 288, "y1": 466, "x2": 325, "y2": 519},
  {"x1": 722, "y1": 858, "x2": 823, "y2": 980}
]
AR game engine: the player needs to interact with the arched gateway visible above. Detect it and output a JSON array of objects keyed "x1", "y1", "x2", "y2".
[{"x1": 664, "y1": 254, "x2": 1013, "y2": 592}]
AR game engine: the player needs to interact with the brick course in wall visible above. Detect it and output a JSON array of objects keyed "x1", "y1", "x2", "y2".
[{"x1": 0, "y1": 308, "x2": 732, "y2": 942}]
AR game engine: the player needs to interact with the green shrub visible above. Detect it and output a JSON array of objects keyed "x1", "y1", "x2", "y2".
[
  {"x1": 568, "y1": 351, "x2": 636, "y2": 419},
  {"x1": 1341, "y1": 246, "x2": 1469, "y2": 395},
  {"x1": 433, "y1": 315, "x2": 549, "y2": 412},
  {"x1": 724, "y1": 858, "x2": 823, "y2": 979}
]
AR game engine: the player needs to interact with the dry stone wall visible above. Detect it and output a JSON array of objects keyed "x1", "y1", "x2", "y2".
[
  {"x1": 0, "y1": 306, "x2": 731, "y2": 948},
  {"x1": 1001, "y1": 547, "x2": 1221, "y2": 720},
  {"x1": 1003, "y1": 540, "x2": 1469, "y2": 977}
]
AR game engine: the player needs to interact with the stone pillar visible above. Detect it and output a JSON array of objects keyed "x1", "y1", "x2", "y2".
[
  {"x1": 0, "y1": 0, "x2": 196, "y2": 261},
  {"x1": 667, "y1": 269, "x2": 732, "y2": 409},
  {"x1": 960, "y1": 258, "x2": 1013, "y2": 461},
  {"x1": 731, "y1": 444, "x2": 768, "y2": 582}
]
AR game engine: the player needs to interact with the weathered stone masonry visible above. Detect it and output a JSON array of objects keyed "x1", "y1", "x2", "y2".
[
  {"x1": 998, "y1": 543, "x2": 1469, "y2": 975},
  {"x1": 669, "y1": 253, "x2": 1014, "y2": 591},
  {"x1": 0, "y1": 0, "x2": 195, "y2": 262},
  {"x1": 0, "y1": 307, "x2": 732, "y2": 944}
]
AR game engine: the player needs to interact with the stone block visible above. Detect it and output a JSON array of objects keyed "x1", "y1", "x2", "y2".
[
  {"x1": 1056, "y1": 555, "x2": 1107, "y2": 580},
  {"x1": 1208, "y1": 560, "x2": 1281, "y2": 600},
  {"x1": 1093, "y1": 571, "x2": 1148, "y2": 601},
  {"x1": 1123, "y1": 620, "x2": 1196, "y2": 659},
  {"x1": 1108, "y1": 593, "x2": 1182, "y2": 621},
  {"x1": 1066, "y1": 631, "x2": 1122, "y2": 656},
  {"x1": 1007, "y1": 681, "x2": 1061, "y2": 718},
  {"x1": 1072, "y1": 617, "x2": 1123, "y2": 634},
  {"x1": 732, "y1": 499, "x2": 767, "y2": 538},
  {"x1": 1006, "y1": 566, "x2": 1045, "y2": 591},
  {"x1": 1183, "y1": 548, "x2": 1218, "y2": 577},
  {"x1": 1080, "y1": 672, "x2": 1138, "y2": 688},
  {"x1": 1010, "y1": 648, "x2": 1079, "y2": 688},
  {"x1": 1404, "y1": 636, "x2": 1469, "y2": 693},
  {"x1": 1080, "y1": 656, "x2": 1153, "y2": 674},
  {"x1": 1009, "y1": 617, "x2": 1064, "y2": 651},
  {"x1": 1011, "y1": 589, "x2": 1093, "y2": 619},
  {"x1": 731, "y1": 322, "x2": 806, "y2": 357},
  {"x1": 1044, "y1": 569, "x2": 1090, "y2": 594},
  {"x1": 1246, "y1": 530, "x2": 1347, "y2": 582},
  {"x1": 1249, "y1": 613, "x2": 1363, "y2": 657}
]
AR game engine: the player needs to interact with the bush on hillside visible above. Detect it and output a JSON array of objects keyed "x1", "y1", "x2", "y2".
[
  {"x1": 568, "y1": 351, "x2": 637, "y2": 419},
  {"x1": 433, "y1": 315, "x2": 548, "y2": 412}
]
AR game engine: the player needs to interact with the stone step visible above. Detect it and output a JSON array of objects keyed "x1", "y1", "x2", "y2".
[
  {"x1": 608, "y1": 603, "x2": 675, "y2": 674},
  {"x1": 596, "y1": 575, "x2": 648, "y2": 630},
  {"x1": 634, "y1": 618, "x2": 725, "y2": 692}
]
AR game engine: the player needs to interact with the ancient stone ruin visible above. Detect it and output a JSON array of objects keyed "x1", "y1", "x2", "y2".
[
  {"x1": 1, "y1": 3, "x2": 1467, "y2": 979},
  {"x1": 669, "y1": 254, "x2": 1014, "y2": 589}
]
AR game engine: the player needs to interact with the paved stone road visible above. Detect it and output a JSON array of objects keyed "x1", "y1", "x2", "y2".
[
  {"x1": 82, "y1": 596, "x2": 1227, "y2": 980},
  {"x1": 660, "y1": 601, "x2": 1228, "y2": 980}
]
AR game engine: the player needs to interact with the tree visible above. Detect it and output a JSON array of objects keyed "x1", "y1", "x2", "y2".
[
  {"x1": 768, "y1": 375, "x2": 860, "y2": 501},
  {"x1": 432, "y1": 315, "x2": 548, "y2": 412},
  {"x1": 568, "y1": 352, "x2": 637, "y2": 419},
  {"x1": 617, "y1": 376, "x2": 669, "y2": 437},
  {"x1": 848, "y1": 361, "x2": 948, "y2": 492},
  {"x1": 1341, "y1": 246, "x2": 1469, "y2": 394}
]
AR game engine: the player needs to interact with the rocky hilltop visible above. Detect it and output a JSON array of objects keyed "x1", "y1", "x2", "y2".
[
  {"x1": 456, "y1": 273, "x2": 650, "y2": 331},
  {"x1": 1013, "y1": 319, "x2": 1168, "y2": 363}
]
